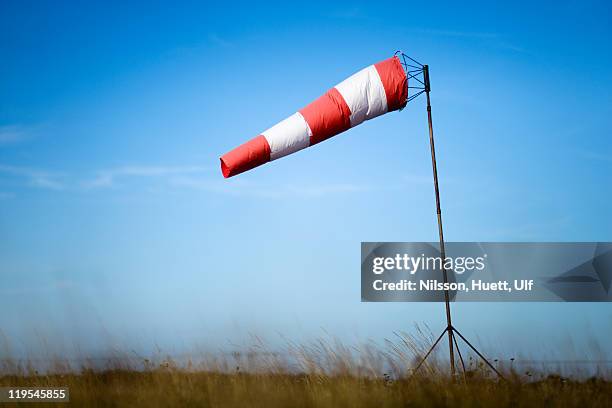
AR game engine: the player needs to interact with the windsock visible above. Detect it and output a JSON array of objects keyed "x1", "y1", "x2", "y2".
[{"x1": 220, "y1": 56, "x2": 408, "y2": 178}]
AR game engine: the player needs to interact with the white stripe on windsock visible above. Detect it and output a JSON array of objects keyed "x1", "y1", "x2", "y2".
[
  {"x1": 263, "y1": 112, "x2": 312, "y2": 161},
  {"x1": 334, "y1": 65, "x2": 388, "y2": 127}
]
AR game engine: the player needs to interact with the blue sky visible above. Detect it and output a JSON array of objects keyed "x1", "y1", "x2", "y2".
[{"x1": 0, "y1": 1, "x2": 611, "y2": 362}]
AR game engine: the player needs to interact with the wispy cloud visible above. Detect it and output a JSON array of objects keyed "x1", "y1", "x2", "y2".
[
  {"x1": 0, "y1": 164, "x2": 65, "y2": 190},
  {"x1": 578, "y1": 150, "x2": 612, "y2": 163},
  {"x1": 0, "y1": 125, "x2": 32, "y2": 145},
  {"x1": 171, "y1": 176, "x2": 371, "y2": 199},
  {"x1": 0, "y1": 162, "x2": 378, "y2": 199},
  {"x1": 1, "y1": 163, "x2": 212, "y2": 192},
  {"x1": 83, "y1": 165, "x2": 211, "y2": 189},
  {"x1": 208, "y1": 33, "x2": 233, "y2": 48},
  {"x1": 0, "y1": 279, "x2": 77, "y2": 296}
]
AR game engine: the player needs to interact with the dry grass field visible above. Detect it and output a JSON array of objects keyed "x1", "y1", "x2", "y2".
[
  {"x1": 0, "y1": 331, "x2": 609, "y2": 407},
  {"x1": 1, "y1": 368, "x2": 611, "y2": 407}
]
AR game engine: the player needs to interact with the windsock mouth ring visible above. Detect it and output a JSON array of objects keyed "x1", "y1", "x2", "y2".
[{"x1": 220, "y1": 157, "x2": 231, "y2": 178}]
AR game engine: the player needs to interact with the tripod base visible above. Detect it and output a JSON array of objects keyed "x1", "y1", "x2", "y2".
[{"x1": 411, "y1": 325, "x2": 505, "y2": 380}]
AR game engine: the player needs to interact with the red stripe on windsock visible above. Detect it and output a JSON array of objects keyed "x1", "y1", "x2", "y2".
[
  {"x1": 374, "y1": 56, "x2": 408, "y2": 112},
  {"x1": 299, "y1": 87, "x2": 352, "y2": 146},
  {"x1": 220, "y1": 135, "x2": 271, "y2": 178}
]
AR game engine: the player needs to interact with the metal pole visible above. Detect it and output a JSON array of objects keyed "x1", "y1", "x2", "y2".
[
  {"x1": 411, "y1": 327, "x2": 448, "y2": 375},
  {"x1": 451, "y1": 331, "x2": 467, "y2": 380},
  {"x1": 423, "y1": 64, "x2": 455, "y2": 377},
  {"x1": 453, "y1": 327, "x2": 505, "y2": 380}
]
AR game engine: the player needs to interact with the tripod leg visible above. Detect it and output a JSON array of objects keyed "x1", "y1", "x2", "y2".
[
  {"x1": 451, "y1": 331, "x2": 466, "y2": 378},
  {"x1": 411, "y1": 327, "x2": 447, "y2": 376},
  {"x1": 452, "y1": 327, "x2": 505, "y2": 380}
]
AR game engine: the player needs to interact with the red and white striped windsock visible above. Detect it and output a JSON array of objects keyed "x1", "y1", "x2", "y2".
[{"x1": 220, "y1": 55, "x2": 408, "y2": 178}]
